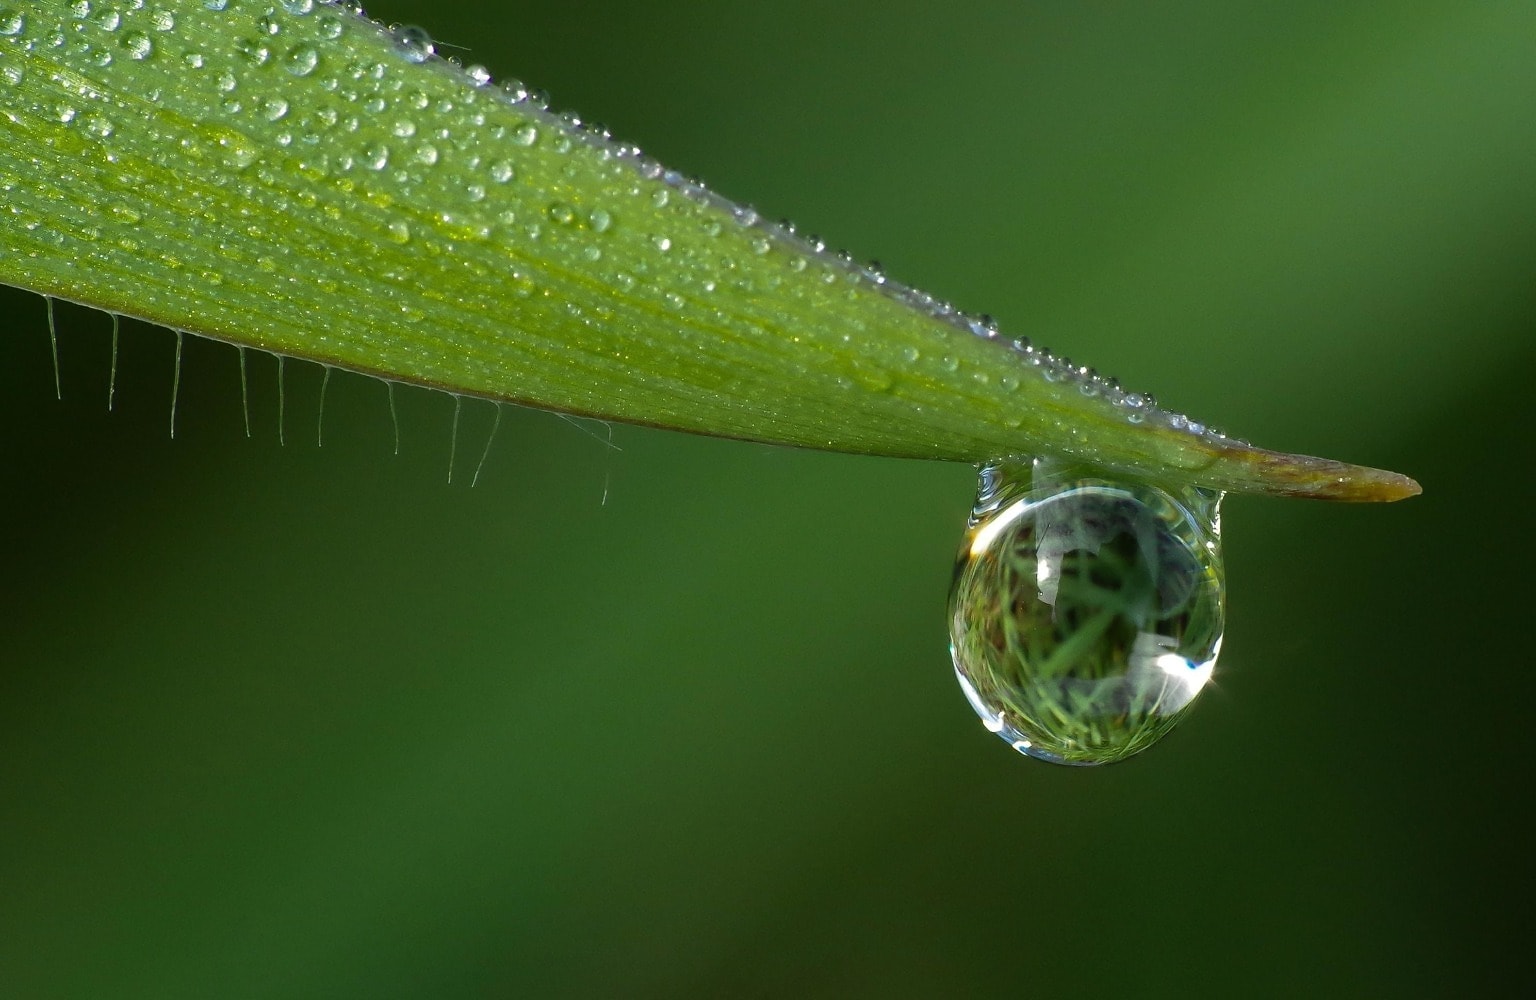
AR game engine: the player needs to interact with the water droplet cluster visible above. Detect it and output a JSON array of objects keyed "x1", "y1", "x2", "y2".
[
  {"x1": 1, "y1": 0, "x2": 1240, "y2": 462},
  {"x1": 950, "y1": 458, "x2": 1225, "y2": 764}
]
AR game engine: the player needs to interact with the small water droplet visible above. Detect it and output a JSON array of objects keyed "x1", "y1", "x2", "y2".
[
  {"x1": 951, "y1": 458, "x2": 1224, "y2": 765},
  {"x1": 387, "y1": 219, "x2": 410, "y2": 243},
  {"x1": 653, "y1": 236, "x2": 672, "y2": 252},
  {"x1": 234, "y1": 37, "x2": 271, "y2": 65},
  {"x1": 466, "y1": 64, "x2": 491, "y2": 86},
  {"x1": 395, "y1": 24, "x2": 433, "y2": 63},
  {"x1": 547, "y1": 202, "x2": 575, "y2": 225},
  {"x1": 361, "y1": 143, "x2": 389, "y2": 170},
  {"x1": 81, "y1": 112, "x2": 114, "y2": 138},
  {"x1": 0, "y1": 8, "x2": 26, "y2": 35},
  {"x1": 120, "y1": 30, "x2": 153, "y2": 60},
  {"x1": 511, "y1": 124, "x2": 538, "y2": 147},
  {"x1": 216, "y1": 130, "x2": 258, "y2": 169},
  {"x1": 261, "y1": 97, "x2": 289, "y2": 121},
  {"x1": 489, "y1": 159, "x2": 514, "y2": 183},
  {"x1": 283, "y1": 43, "x2": 319, "y2": 76},
  {"x1": 499, "y1": 77, "x2": 528, "y2": 102},
  {"x1": 588, "y1": 208, "x2": 612, "y2": 233}
]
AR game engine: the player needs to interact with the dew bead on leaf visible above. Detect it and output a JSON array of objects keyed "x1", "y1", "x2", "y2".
[
  {"x1": 0, "y1": 8, "x2": 25, "y2": 37},
  {"x1": 394, "y1": 23, "x2": 432, "y2": 63}
]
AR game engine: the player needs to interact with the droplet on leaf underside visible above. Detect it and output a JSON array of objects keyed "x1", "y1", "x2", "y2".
[{"x1": 949, "y1": 457, "x2": 1225, "y2": 765}]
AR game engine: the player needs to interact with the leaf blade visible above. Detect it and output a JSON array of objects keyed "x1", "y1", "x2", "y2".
[{"x1": 0, "y1": 0, "x2": 1417, "y2": 500}]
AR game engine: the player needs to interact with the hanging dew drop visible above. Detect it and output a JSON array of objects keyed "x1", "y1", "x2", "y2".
[{"x1": 949, "y1": 457, "x2": 1225, "y2": 765}]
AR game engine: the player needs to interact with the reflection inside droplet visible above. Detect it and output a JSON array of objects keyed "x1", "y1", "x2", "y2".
[{"x1": 949, "y1": 457, "x2": 1225, "y2": 765}]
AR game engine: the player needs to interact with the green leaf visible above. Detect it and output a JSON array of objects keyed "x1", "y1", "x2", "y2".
[{"x1": 0, "y1": 0, "x2": 1417, "y2": 501}]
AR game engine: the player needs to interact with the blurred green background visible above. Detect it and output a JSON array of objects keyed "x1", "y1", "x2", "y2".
[{"x1": 3, "y1": 1, "x2": 1532, "y2": 996}]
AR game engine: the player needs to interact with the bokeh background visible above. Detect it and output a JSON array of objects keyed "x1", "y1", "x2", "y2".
[{"x1": 4, "y1": 1, "x2": 1533, "y2": 996}]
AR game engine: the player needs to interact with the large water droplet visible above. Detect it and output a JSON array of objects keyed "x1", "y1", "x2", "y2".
[{"x1": 950, "y1": 457, "x2": 1225, "y2": 765}]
